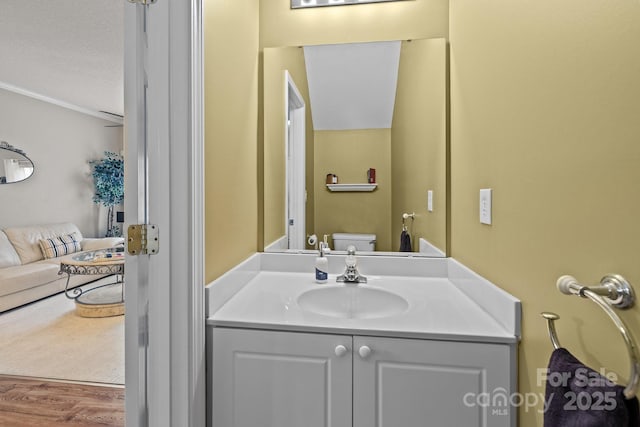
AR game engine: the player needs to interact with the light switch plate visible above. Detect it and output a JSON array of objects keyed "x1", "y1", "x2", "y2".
[
  {"x1": 480, "y1": 188, "x2": 492, "y2": 225},
  {"x1": 427, "y1": 190, "x2": 433, "y2": 212}
]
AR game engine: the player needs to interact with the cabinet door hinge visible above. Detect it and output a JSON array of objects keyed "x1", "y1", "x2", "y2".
[
  {"x1": 127, "y1": 224, "x2": 160, "y2": 255},
  {"x1": 127, "y1": 0, "x2": 157, "y2": 5}
]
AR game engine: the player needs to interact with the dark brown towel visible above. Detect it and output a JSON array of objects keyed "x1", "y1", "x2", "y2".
[
  {"x1": 544, "y1": 348, "x2": 640, "y2": 426},
  {"x1": 399, "y1": 230, "x2": 412, "y2": 252}
]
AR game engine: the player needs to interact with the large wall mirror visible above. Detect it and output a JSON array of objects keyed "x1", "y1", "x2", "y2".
[
  {"x1": 0, "y1": 141, "x2": 34, "y2": 184},
  {"x1": 263, "y1": 38, "x2": 447, "y2": 256}
]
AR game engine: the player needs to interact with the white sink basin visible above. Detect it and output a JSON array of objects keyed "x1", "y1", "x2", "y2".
[{"x1": 296, "y1": 285, "x2": 409, "y2": 319}]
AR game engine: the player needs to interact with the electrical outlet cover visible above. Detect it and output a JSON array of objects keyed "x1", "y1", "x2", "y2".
[{"x1": 480, "y1": 188, "x2": 492, "y2": 225}]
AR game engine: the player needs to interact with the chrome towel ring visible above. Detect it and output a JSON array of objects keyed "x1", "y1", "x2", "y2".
[
  {"x1": 541, "y1": 312, "x2": 562, "y2": 350},
  {"x1": 541, "y1": 274, "x2": 640, "y2": 399}
]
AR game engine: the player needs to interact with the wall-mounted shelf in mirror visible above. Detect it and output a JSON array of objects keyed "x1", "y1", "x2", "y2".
[
  {"x1": 0, "y1": 141, "x2": 34, "y2": 184},
  {"x1": 326, "y1": 183, "x2": 377, "y2": 192}
]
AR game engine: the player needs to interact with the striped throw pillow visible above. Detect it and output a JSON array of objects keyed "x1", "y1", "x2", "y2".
[{"x1": 39, "y1": 233, "x2": 82, "y2": 259}]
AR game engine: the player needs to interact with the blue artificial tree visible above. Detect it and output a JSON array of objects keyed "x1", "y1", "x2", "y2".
[{"x1": 90, "y1": 151, "x2": 124, "y2": 237}]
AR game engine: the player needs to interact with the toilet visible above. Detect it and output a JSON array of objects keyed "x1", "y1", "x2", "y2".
[{"x1": 332, "y1": 233, "x2": 376, "y2": 251}]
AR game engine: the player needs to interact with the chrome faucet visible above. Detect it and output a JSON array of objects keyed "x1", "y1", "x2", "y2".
[{"x1": 337, "y1": 246, "x2": 367, "y2": 284}]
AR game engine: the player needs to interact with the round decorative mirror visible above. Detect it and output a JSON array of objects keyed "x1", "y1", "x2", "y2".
[{"x1": 0, "y1": 141, "x2": 34, "y2": 184}]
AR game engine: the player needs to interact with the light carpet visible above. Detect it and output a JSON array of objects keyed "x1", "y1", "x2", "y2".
[{"x1": 0, "y1": 278, "x2": 124, "y2": 385}]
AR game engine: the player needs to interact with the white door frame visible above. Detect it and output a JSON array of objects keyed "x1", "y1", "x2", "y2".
[
  {"x1": 285, "y1": 71, "x2": 306, "y2": 250},
  {"x1": 124, "y1": 1, "x2": 205, "y2": 426},
  {"x1": 123, "y1": 4, "x2": 146, "y2": 425}
]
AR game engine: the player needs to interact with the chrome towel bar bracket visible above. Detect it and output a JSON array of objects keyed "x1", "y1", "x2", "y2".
[
  {"x1": 542, "y1": 274, "x2": 640, "y2": 399},
  {"x1": 557, "y1": 274, "x2": 636, "y2": 309}
]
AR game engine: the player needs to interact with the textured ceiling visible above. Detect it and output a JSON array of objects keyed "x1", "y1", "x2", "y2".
[{"x1": 0, "y1": 0, "x2": 124, "y2": 117}]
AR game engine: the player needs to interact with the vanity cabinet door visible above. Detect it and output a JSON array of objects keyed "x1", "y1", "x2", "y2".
[
  {"x1": 353, "y1": 336, "x2": 514, "y2": 427},
  {"x1": 211, "y1": 328, "x2": 352, "y2": 427}
]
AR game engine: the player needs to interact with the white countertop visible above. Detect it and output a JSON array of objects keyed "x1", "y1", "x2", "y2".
[{"x1": 208, "y1": 269, "x2": 518, "y2": 344}]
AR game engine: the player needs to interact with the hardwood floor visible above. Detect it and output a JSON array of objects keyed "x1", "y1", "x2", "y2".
[{"x1": 0, "y1": 375, "x2": 124, "y2": 426}]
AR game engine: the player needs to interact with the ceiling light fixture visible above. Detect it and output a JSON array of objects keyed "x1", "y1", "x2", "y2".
[{"x1": 292, "y1": 0, "x2": 408, "y2": 9}]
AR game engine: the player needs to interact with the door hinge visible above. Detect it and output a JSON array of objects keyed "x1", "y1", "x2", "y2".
[
  {"x1": 128, "y1": 0, "x2": 157, "y2": 5},
  {"x1": 127, "y1": 224, "x2": 160, "y2": 255}
]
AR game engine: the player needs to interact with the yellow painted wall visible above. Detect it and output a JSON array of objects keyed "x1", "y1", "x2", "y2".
[
  {"x1": 259, "y1": 0, "x2": 449, "y2": 48},
  {"x1": 204, "y1": 0, "x2": 259, "y2": 282},
  {"x1": 391, "y1": 38, "x2": 447, "y2": 253},
  {"x1": 450, "y1": 0, "x2": 640, "y2": 425},
  {"x1": 314, "y1": 129, "x2": 392, "y2": 251}
]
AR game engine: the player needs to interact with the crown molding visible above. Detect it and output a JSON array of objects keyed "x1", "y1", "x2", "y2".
[{"x1": 0, "y1": 81, "x2": 123, "y2": 125}]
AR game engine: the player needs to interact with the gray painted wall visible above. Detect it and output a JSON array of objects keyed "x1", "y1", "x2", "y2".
[{"x1": 0, "y1": 88, "x2": 123, "y2": 237}]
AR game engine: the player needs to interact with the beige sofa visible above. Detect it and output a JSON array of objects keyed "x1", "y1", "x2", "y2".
[{"x1": 0, "y1": 223, "x2": 124, "y2": 312}]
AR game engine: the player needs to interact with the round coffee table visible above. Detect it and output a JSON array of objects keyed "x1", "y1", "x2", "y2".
[{"x1": 59, "y1": 249, "x2": 125, "y2": 317}]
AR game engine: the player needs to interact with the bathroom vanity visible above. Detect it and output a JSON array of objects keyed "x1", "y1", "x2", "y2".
[{"x1": 206, "y1": 253, "x2": 520, "y2": 427}]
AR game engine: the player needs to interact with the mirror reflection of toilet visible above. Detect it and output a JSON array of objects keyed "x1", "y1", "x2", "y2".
[{"x1": 332, "y1": 233, "x2": 376, "y2": 252}]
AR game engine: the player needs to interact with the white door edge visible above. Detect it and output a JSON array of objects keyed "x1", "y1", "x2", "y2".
[
  {"x1": 285, "y1": 71, "x2": 306, "y2": 250},
  {"x1": 124, "y1": 3, "x2": 149, "y2": 425}
]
